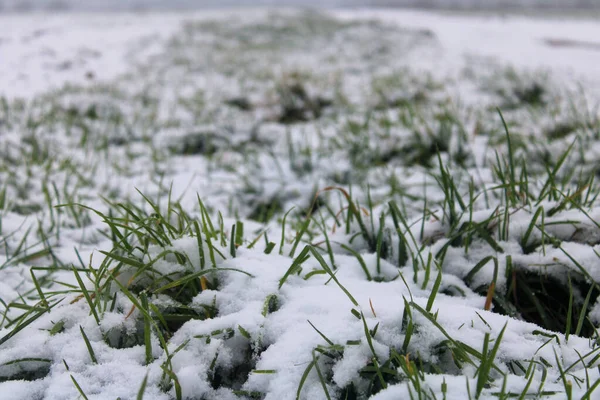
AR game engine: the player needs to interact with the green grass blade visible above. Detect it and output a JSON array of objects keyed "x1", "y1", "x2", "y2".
[
  {"x1": 79, "y1": 326, "x2": 97, "y2": 364},
  {"x1": 137, "y1": 372, "x2": 149, "y2": 400},
  {"x1": 139, "y1": 291, "x2": 153, "y2": 365},
  {"x1": 279, "y1": 245, "x2": 310, "y2": 289},
  {"x1": 70, "y1": 374, "x2": 90, "y2": 400},
  {"x1": 426, "y1": 269, "x2": 443, "y2": 312},
  {"x1": 72, "y1": 267, "x2": 100, "y2": 325},
  {"x1": 309, "y1": 247, "x2": 358, "y2": 306}
]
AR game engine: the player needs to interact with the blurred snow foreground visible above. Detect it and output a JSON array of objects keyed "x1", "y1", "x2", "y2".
[{"x1": 1, "y1": 8, "x2": 600, "y2": 400}]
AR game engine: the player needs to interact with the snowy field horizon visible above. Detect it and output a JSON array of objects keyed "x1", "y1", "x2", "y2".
[
  {"x1": 2, "y1": 6, "x2": 600, "y2": 400},
  {"x1": 2, "y1": 0, "x2": 600, "y2": 12}
]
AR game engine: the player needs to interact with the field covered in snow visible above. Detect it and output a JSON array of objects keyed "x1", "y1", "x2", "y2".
[{"x1": 1, "y1": 8, "x2": 600, "y2": 400}]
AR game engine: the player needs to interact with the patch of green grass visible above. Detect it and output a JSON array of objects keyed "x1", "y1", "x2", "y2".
[{"x1": 2, "y1": 11, "x2": 600, "y2": 400}]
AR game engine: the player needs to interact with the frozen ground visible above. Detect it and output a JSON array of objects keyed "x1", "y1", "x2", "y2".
[{"x1": 1, "y1": 8, "x2": 600, "y2": 400}]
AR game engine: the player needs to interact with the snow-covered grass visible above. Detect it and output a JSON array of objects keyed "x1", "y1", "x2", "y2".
[{"x1": 1, "y1": 9, "x2": 600, "y2": 400}]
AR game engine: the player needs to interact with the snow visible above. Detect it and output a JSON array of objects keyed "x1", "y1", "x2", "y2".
[
  {"x1": 0, "y1": 13, "x2": 184, "y2": 99},
  {"x1": 1, "y1": 7, "x2": 600, "y2": 400},
  {"x1": 3, "y1": 9, "x2": 600, "y2": 100},
  {"x1": 1, "y1": 0, "x2": 599, "y2": 13},
  {"x1": 336, "y1": 9, "x2": 600, "y2": 94}
]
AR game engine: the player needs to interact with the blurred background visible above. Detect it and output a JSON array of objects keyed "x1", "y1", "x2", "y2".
[{"x1": 1, "y1": 0, "x2": 599, "y2": 12}]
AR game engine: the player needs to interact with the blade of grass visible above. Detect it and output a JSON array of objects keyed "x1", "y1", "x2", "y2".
[
  {"x1": 72, "y1": 267, "x2": 100, "y2": 325},
  {"x1": 137, "y1": 372, "x2": 149, "y2": 400},
  {"x1": 70, "y1": 374, "x2": 89, "y2": 400},
  {"x1": 79, "y1": 326, "x2": 97, "y2": 364},
  {"x1": 309, "y1": 247, "x2": 358, "y2": 306},
  {"x1": 426, "y1": 269, "x2": 443, "y2": 312},
  {"x1": 139, "y1": 291, "x2": 153, "y2": 365}
]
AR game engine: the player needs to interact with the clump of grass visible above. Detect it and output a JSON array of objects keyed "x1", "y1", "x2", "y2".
[
  {"x1": 274, "y1": 77, "x2": 332, "y2": 124},
  {"x1": 166, "y1": 128, "x2": 224, "y2": 156},
  {"x1": 485, "y1": 67, "x2": 550, "y2": 110},
  {"x1": 371, "y1": 69, "x2": 438, "y2": 110},
  {"x1": 418, "y1": 114, "x2": 600, "y2": 341}
]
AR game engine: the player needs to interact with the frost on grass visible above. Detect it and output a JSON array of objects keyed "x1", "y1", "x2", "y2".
[{"x1": 1, "y1": 10, "x2": 600, "y2": 400}]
